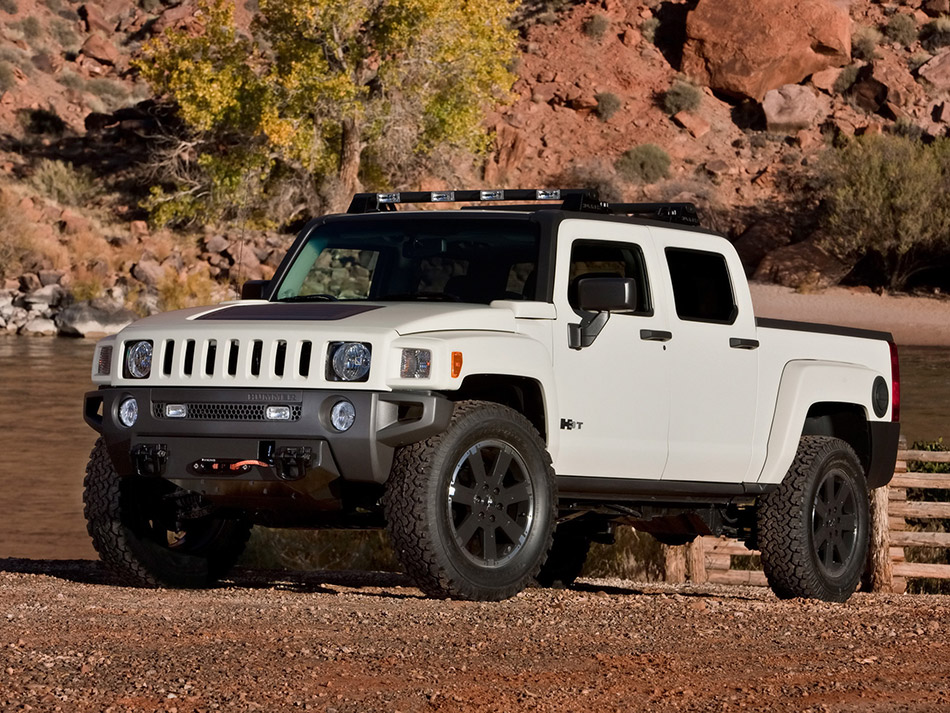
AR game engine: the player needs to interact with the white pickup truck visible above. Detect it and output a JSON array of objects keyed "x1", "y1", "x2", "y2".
[{"x1": 83, "y1": 189, "x2": 900, "y2": 602}]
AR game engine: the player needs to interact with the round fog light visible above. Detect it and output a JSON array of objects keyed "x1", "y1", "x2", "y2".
[
  {"x1": 118, "y1": 397, "x2": 139, "y2": 428},
  {"x1": 330, "y1": 400, "x2": 356, "y2": 431}
]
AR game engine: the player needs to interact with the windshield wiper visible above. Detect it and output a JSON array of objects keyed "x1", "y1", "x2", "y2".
[{"x1": 277, "y1": 293, "x2": 339, "y2": 302}]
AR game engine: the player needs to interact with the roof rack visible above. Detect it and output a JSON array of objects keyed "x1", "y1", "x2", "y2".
[{"x1": 346, "y1": 189, "x2": 700, "y2": 226}]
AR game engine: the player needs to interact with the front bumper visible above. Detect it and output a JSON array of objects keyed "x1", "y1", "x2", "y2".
[{"x1": 84, "y1": 386, "x2": 452, "y2": 515}]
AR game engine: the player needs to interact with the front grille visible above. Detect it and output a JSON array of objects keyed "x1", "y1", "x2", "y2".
[{"x1": 153, "y1": 402, "x2": 302, "y2": 422}]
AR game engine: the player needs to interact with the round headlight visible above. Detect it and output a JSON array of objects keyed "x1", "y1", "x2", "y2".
[
  {"x1": 118, "y1": 397, "x2": 139, "y2": 428},
  {"x1": 331, "y1": 342, "x2": 371, "y2": 381},
  {"x1": 126, "y1": 341, "x2": 153, "y2": 379},
  {"x1": 330, "y1": 400, "x2": 356, "y2": 431}
]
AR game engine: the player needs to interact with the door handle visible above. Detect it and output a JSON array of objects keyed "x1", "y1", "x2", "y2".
[
  {"x1": 640, "y1": 329, "x2": 672, "y2": 342},
  {"x1": 729, "y1": 337, "x2": 760, "y2": 350}
]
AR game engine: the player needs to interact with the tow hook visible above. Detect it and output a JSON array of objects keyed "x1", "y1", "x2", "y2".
[
  {"x1": 275, "y1": 446, "x2": 312, "y2": 481},
  {"x1": 132, "y1": 444, "x2": 168, "y2": 477}
]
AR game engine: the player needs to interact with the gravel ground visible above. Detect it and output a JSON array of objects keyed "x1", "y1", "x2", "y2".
[{"x1": 2, "y1": 559, "x2": 949, "y2": 713}]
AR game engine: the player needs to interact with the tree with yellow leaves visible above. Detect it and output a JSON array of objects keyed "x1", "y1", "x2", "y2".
[{"x1": 138, "y1": 0, "x2": 519, "y2": 226}]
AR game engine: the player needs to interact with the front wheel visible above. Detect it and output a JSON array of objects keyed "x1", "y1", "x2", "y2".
[
  {"x1": 83, "y1": 439, "x2": 252, "y2": 588},
  {"x1": 384, "y1": 401, "x2": 556, "y2": 600},
  {"x1": 757, "y1": 436, "x2": 869, "y2": 602}
]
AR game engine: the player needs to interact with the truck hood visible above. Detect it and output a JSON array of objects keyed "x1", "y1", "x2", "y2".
[{"x1": 123, "y1": 300, "x2": 542, "y2": 336}]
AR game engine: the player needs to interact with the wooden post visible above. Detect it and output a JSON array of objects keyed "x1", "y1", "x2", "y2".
[
  {"x1": 864, "y1": 485, "x2": 893, "y2": 592},
  {"x1": 687, "y1": 538, "x2": 707, "y2": 584},
  {"x1": 663, "y1": 545, "x2": 687, "y2": 584}
]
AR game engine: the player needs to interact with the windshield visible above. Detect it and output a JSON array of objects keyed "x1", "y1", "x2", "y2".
[{"x1": 273, "y1": 217, "x2": 541, "y2": 304}]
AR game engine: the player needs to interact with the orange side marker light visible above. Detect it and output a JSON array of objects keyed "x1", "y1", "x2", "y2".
[{"x1": 451, "y1": 351, "x2": 463, "y2": 378}]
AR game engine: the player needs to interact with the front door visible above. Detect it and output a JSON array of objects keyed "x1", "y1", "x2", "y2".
[{"x1": 550, "y1": 219, "x2": 671, "y2": 480}]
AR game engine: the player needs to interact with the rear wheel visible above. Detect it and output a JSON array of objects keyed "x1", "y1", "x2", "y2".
[
  {"x1": 384, "y1": 401, "x2": 556, "y2": 600},
  {"x1": 757, "y1": 436, "x2": 869, "y2": 602},
  {"x1": 83, "y1": 439, "x2": 251, "y2": 588}
]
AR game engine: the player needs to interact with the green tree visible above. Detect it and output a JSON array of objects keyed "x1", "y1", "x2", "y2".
[
  {"x1": 137, "y1": 0, "x2": 519, "y2": 225},
  {"x1": 819, "y1": 135, "x2": 950, "y2": 291}
]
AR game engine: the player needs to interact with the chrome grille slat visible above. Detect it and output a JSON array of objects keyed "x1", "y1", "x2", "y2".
[{"x1": 143, "y1": 337, "x2": 323, "y2": 383}]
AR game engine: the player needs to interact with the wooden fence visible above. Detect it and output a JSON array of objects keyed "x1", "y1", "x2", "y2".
[{"x1": 666, "y1": 449, "x2": 950, "y2": 591}]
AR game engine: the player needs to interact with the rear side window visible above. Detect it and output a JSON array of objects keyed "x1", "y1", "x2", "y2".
[{"x1": 665, "y1": 247, "x2": 737, "y2": 324}]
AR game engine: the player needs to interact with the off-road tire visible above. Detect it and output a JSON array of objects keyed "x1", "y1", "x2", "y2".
[
  {"x1": 83, "y1": 438, "x2": 252, "y2": 588},
  {"x1": 535, "y1": 522, "x2": 591, "y2": 588},
  {"x1": 384, "y1": 401, "x2": 556, "y2": 601},
  {"x1": 757, "y1": 436, "x2": 869, "y2": 602}
]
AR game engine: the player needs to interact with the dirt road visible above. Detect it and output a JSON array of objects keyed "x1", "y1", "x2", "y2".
[{"x1": 2, "y1": 559, "x2": 949, "y2": 712}]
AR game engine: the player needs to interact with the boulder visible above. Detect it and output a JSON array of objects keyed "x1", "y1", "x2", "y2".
[
  {"x1": 918, "y1": 50, "x2": 950, "y2": 92},
  {"x1": 55, "y1": 300, "x2": 138, "y2": 337},
  {"x1": 203, "y1": 234, "x2": 230, "y2": 255},
  {"x1": 924, "y1": 0, "x2": 950, "y2": 16},
  {"x1": 20, "y1": 316, "x2": 58, "y2": 336},
  {"x1": 682, "y1": 0, "x2": 851, "y2": 101},
  {"x1": 733, "y1": 220, "x2": 792, "y2": 276},
  {"x1": 79, "y1": 4, "x2": 113, "y2": 33},
  {"x1": 672, "y1": 111, "x2": 711, "y2": 138},
  {"x1": 753, "y1": 240, "x2": 852, "y2": 289},
  {"x1": 132, "y1": 258, "x2": 165, "y2": 287},
  {"x1": 810, "y1": 67, "x2": 842, "y2": 94},
  {"x1": 24, "y1": 284, "x2": 66, "y2": 310},
  {"x1": 80, "y1": 35, "x2": 120, "y2": 67},
  {"x1": 38, "y1": 270, "x2": 64, "y2": 287},
  {"x1": 762, "y1": 84, "x2": 823, "y2": 133}
]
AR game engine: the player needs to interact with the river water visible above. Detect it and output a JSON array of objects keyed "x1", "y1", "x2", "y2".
[{"x1": 1, "y1": 337, "x2": 948, "y2": 560}]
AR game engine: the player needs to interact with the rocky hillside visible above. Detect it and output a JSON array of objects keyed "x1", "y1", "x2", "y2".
[{"x1": 1, "y1": 0, "x2": 948, "y2": 336}]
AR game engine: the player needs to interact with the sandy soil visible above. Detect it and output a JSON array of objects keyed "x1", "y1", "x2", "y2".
[
  {"x1": 2, "y1": 559, "x2": 949, "y2": 713},
  {"x1": 750, "y1": 284, "x2": 950, "y2": 347}
]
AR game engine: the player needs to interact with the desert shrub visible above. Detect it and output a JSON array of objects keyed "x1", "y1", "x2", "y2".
[
  {"x1": 157, "y1": 267, "x2": 216, "y2": 311},
  {"x1": 58, "y1": 68, "x2": 83, "y2": 91},
  {"x1": 818, "y1": 134, "x2": 950, "y2": 290},
  {"x1": 891, "y1": 118, "x2": 926, "y2": 141},
  {"x1": 0, "y1": 61, "x2": 14, "y2": 92},
  {"x1": 886, "y1": 13, "x2": 917, "y2": 47},
  {"x1": 583, "y1": 13, "x2": 609, "y2": 40},
  {"x1": 615, "y1": 143, "x2": 670, "y2": 184},
  {"x1": 641, "y1": 16, "x2": 659, "y2": 43},
  {"x1": 240, "y1": 528, "x2": 401, "y2": 572},
  {"x1": 86, "y1": 78, "x2": 129, "y2": 110},
  {"x1": 910, "y1": 51, "x2": 932, "y2": 72},
  {"x1": 922, "y1": 17, "x2": 950, "y2": 52},
  {"x1": 594, "y1": 91, "x2": 621, "y2": 122},
  {"x1": 663, "y1": 77, "x2": 702, "y2": 115},
  {"x1": 584, "y1": 526, "x2": 664, "y2": 581},
  {"x1": 48, "y1": 18, "x2": 78, "y2": 50},
  {"x1": 556, "y1": 160, "x2": 624, "y2": 202},
  {"x1": 28, "y1": 159, "x2": 101, "y2": 206},
  {"x1": 852, "y1": 25, "x2": 883, "y2": 60},
  {"x1": 13, "y1": 16, "x2": 42, "y2": 41},
  {"x1": 41, "y1": 0, "x2": 64, "y2": 11},
  {"x1": 20, "y1": 108, "x2": 65, "y2": 135},
  {"x1": 0, "y1": 0, "x2": 16, "y2": 13},
  {"x1": 0, "y1": 45, "x2": 27, "y2": 68},
  {"x1": 833, "y1": 64, "x2": 860, "y2": 94}
]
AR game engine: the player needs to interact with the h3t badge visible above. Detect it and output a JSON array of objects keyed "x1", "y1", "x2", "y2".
[{"x1": 560, "y1": 418, "x2": 583, "y2": 431}]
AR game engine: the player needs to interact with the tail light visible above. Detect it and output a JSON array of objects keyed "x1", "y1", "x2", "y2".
[{"x1": 889, "y1": 340, "x2": 900, "y2": 422}]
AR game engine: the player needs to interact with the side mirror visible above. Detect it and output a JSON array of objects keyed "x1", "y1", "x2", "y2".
[
  {"x1": 569, "y1": 277, "x2": 637, "y2": 350},
  {"x1": 241, "y1": 280, "x2": 269, "y2": 300},
  {"x1": 577, "y1": 277, "x2": 637, "y2": 313}
]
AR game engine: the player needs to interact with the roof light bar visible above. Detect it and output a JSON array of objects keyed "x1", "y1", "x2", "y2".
[
  {"x1": 377, "y1": 192, "x2": 400, "y2": 204},
  {"x1": 480, "y1": 190, "x2": 504, "y2": 201},
  {"x1": 431, "y1": 191, "x2": 455, "y2": 202},
  {"x1": 536, "y1": 189, "x2": 560, "y2": 200}
]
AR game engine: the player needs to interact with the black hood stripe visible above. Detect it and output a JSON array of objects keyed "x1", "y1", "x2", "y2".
[{"x1": 197, "y1": 304, "x2": 383, "y2": 321}]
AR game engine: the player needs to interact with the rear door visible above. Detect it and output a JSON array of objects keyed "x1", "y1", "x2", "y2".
[
  {"x1": 550, "y1": 219, "x2": 671, "y2": 480},
  {"x1": 650, "y1": 228, "x2": 759, "y2": 483}
]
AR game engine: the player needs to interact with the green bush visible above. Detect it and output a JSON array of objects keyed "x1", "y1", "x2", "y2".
[
  {"x1": 852, "y1": 25, "x2": 883, "y2": 60},
  {"x1": 14, "y1": 16, "x2": 42, "y2": 41},
  {"x1": 818, "y1": 134, "x2": 950, "y2": 290},
  {"x1": 833, "y1": 65, "x2": 860, "y2": 95},
  {"x1": 0, "y1": 0, "x2": 16, "y2": 13},
  {"x1": 28, "y1": 159, "x2": 101, "y2": 206},
  {"x1": 663, "y1": 78, "x2": 702, "y2": 115},
  {"x1": 615, "y1": 143, "x2": 671, "y2": 183},
  {"x1": 640, "y1": 17, "x2": 659, "y2": 43},
  {"x1": 594, "y1": 92, "x2": 621, "y2": 122},
  {"x1": 922, "y1": 17, "x2": 950, "y2": 52},
  {"x1": 58, "y1": 69, "x2": 83, "y2": 91},
  {"x1": 86, "y1": 78, "x2": 129, "y2": 110},
  {"x1": 49, "y1": 18, "x2": 78, "y2": 50},
  {"x1": 583, "y1": 13, "x2": 610, "y2": 40},
  {"x1": 886, "y1": 13, "x2": 918, "y2": 47}
]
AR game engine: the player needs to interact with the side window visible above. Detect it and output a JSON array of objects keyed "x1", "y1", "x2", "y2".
[
  {"x1": 568, "y1": 240, "x2": 653, "y2": 316},
  {"x1": 665, "y1": 247, "x2": 737, "y2": 324}
]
